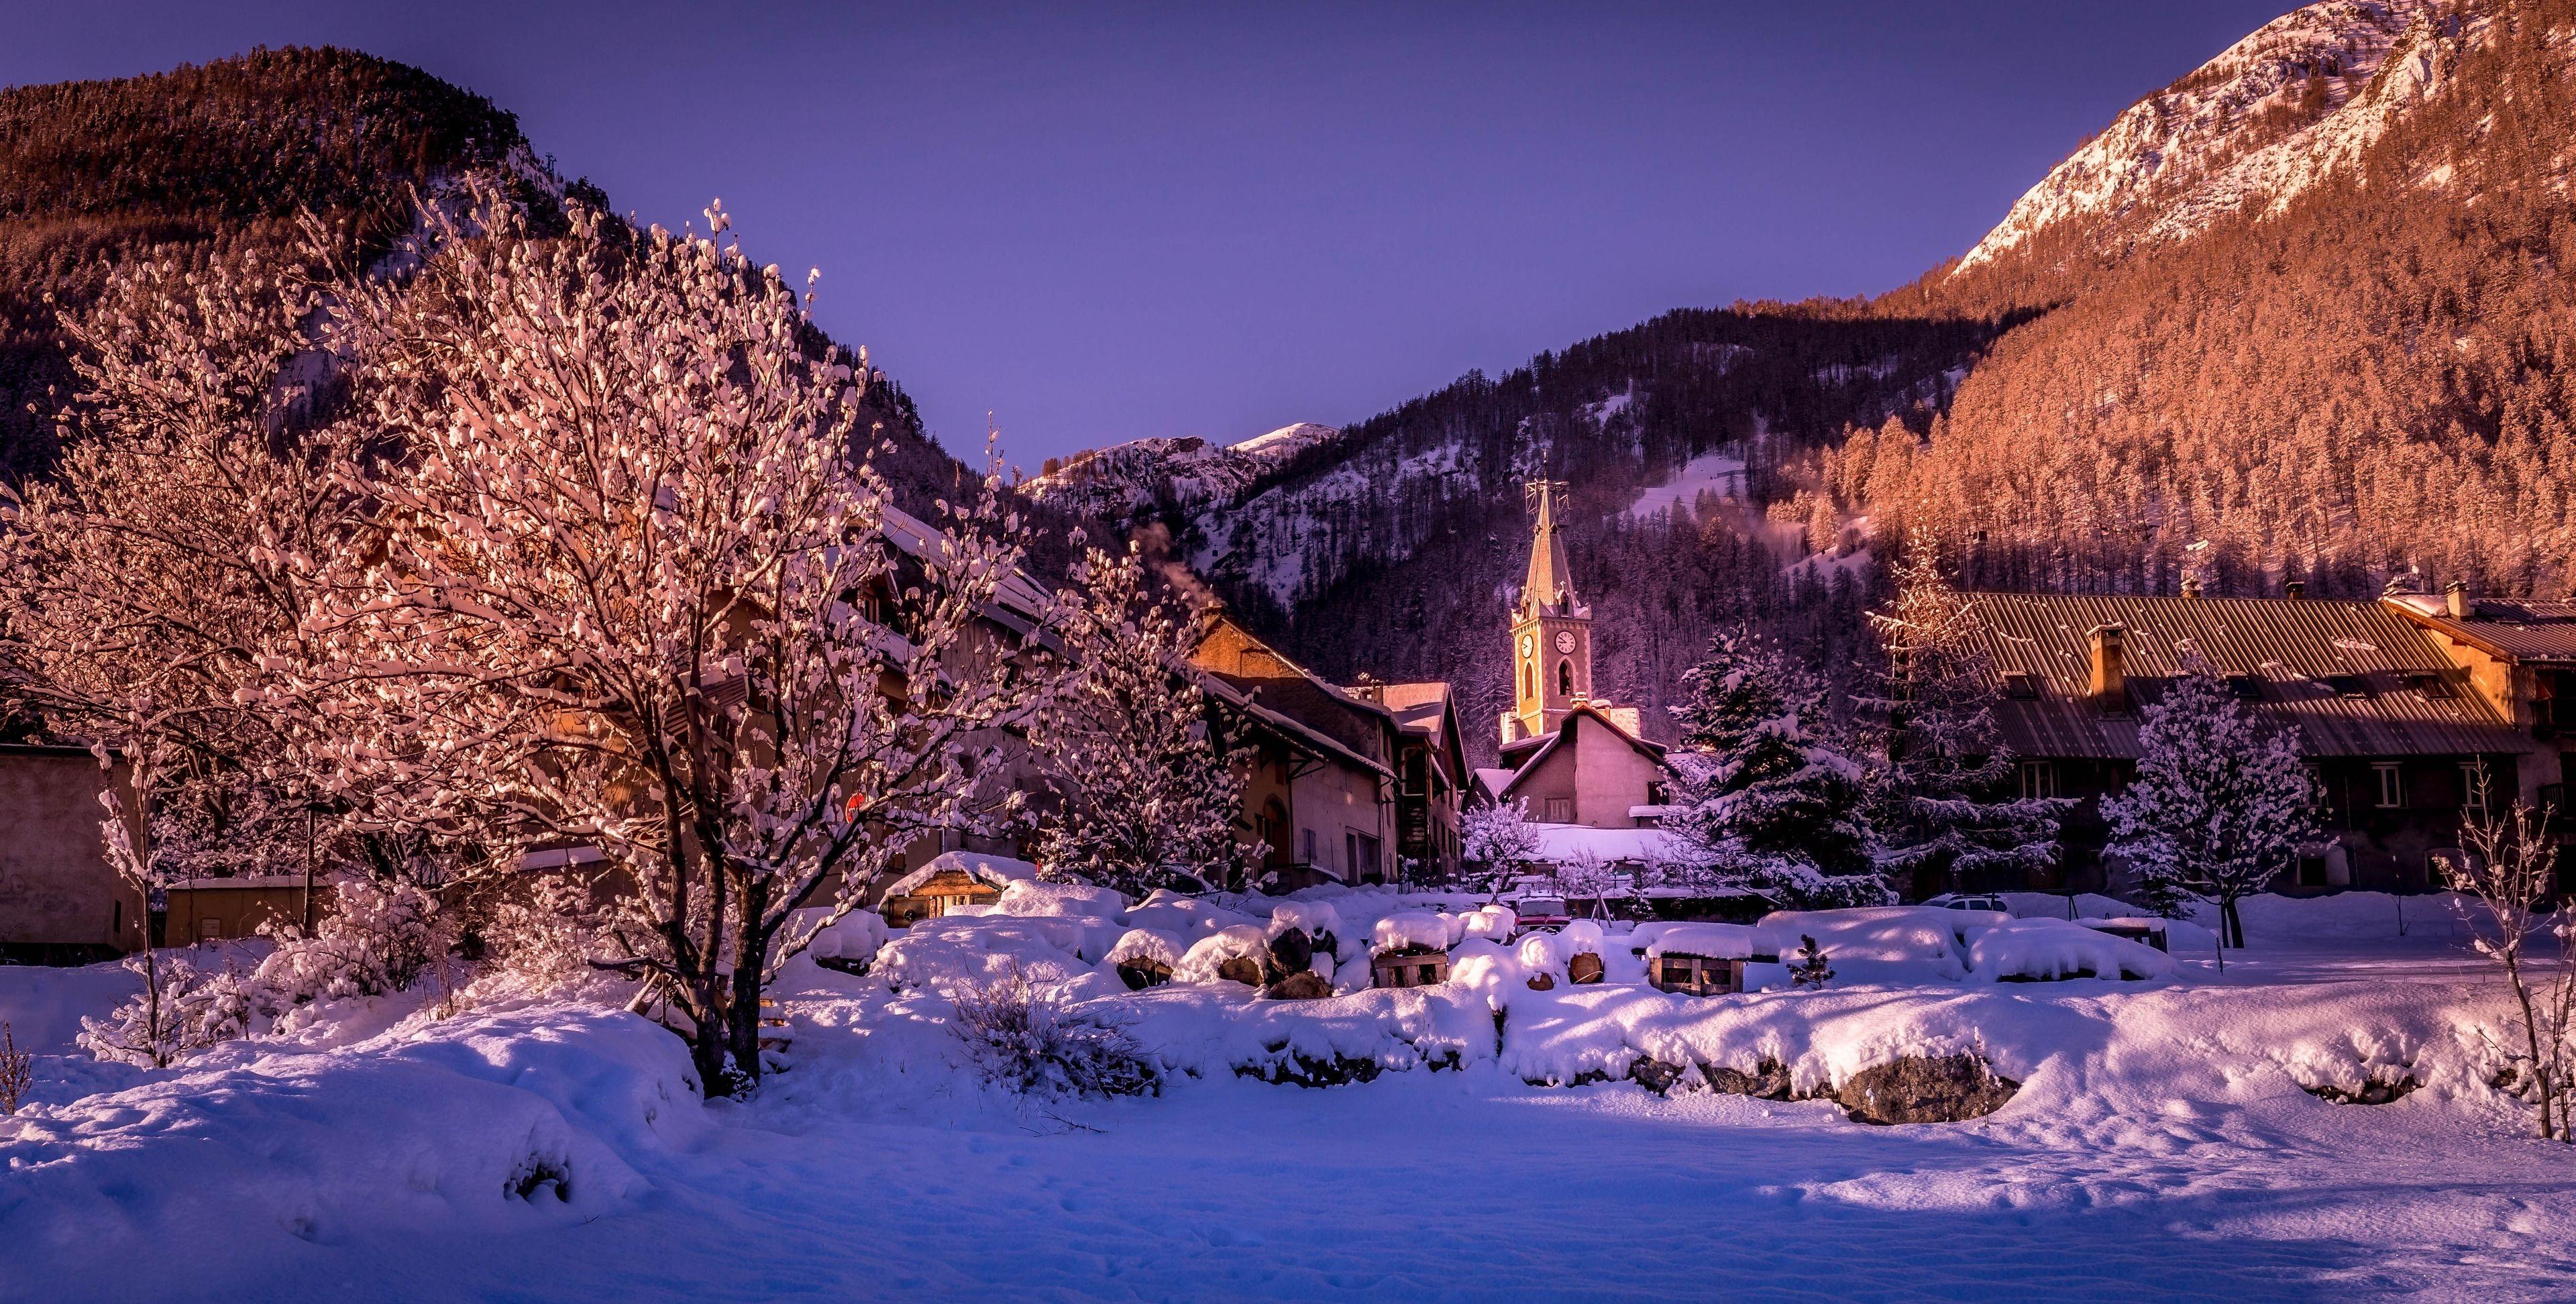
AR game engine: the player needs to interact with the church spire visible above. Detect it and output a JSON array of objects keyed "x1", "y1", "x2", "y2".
[{"x1": 1519, "y1": 479, "x2": 1576, "y2": 619}]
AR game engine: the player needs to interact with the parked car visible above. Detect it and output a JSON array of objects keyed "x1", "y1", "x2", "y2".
[
  {"x1": 1921, "y1": 893, "x2": 2010, "y2": 914},
  {"x1": 1508, "y1": 895, "x2": 1571, "y2": 932}
]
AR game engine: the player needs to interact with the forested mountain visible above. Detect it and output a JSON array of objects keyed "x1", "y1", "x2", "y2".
[
  {"x1": 0, "y1": 47, "x2": 981, "y2": 517},
  {"x1": 1040, "y1": 0, "x2": 2576, "y2": 763},
  {"x1": 1868, "y1": 0, "x2": 2576, "y2": 601}
]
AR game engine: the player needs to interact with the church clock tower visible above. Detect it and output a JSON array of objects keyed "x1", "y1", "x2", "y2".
[{"x1": 1504, "y1": 479, "x2": 1592, "y2": 745}]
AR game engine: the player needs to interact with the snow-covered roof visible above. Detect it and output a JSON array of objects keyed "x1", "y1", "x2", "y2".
[
  {"x1": 883, "y1": 851, "x2": 1039, "y2": 900},
  {"x1": 1526, "y1": 823, "x2": 1681, "y2": 866},
  {"x1": 876, "y1": 503, "x2": 1058, "y2": 630}
]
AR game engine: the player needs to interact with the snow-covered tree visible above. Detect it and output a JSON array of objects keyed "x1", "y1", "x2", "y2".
[
  {"x1": 1865, "y1": 535, "x2": 2065, "y2": 895},
  {"x1": 278, "y1": 188, "x2": 1070, "y2": 1093},
  {"x1": 2101, "y1": 660, "x2": 2316, "y2": 947},
  {"x1": 1461, "y1": 798, "x2": 1542, "y2": 893},
  {"x1": 1552, "y1": 849, "x2": 1617, "y2": 908},
  {"x1": 1662, "y1": 629, "x2": 1890, "y2": 909},
  {"x1": 2436, "y1": 767, "x2": 2573, "y2": 1142},
  {"x1": 1027, "y1": 543, "x2": 1257, "y2": 895},
  {"x1": 0, "y1": 236, "x2": 369, "y2": 895}
]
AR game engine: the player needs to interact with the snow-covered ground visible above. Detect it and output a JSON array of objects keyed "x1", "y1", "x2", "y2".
[
  {"x1": 3, "y1": 891, "x2": 2572, "y2": 1301},
  {"x1": 1627, "y1": 449, "x2": 1746, "y2": 520}
]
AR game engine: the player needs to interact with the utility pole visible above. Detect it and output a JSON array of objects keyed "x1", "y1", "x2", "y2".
[{"x1": 302, "y1": 800, "x2": 318, "y2": 934}]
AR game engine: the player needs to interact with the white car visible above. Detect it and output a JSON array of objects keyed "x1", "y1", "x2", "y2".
[{"x1": 1921, "y1": 893, "x2": 2009, "y2": 914}]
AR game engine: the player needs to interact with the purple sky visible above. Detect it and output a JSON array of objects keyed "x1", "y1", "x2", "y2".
[{"x1": 8, "y1": 1, "x2": 2293, "y2": 468}]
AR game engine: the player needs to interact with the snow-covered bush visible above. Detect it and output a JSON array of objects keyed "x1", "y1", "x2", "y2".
[
  {"x1": 253, "y1": 878, "x2": 457, "y2": 1027},
  {"x1": 466, "y1": 873, "x2": 648, "y2": 1004},
  {"x1": 0, "y1": 1022, "x2": 26, "y2": 1115},
  {"x1": 949, "y1": 964, "x2": 1157, "y2": 1099},
  {"x1": 78, "y1": 954, "x2": 253, "y2": 1068}
]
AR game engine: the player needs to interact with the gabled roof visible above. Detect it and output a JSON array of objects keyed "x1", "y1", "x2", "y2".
[
  {"x1": 2384, "y1": 594, "x2": 2576, "y2": 665},
  {"x1": 1199, "y1": 672, "x2": 1393, "y2": 782},
  {"x1": 1495, "y1": 704, "x2": 1670, "y2": 802},
  {"x1": 1967, "y1": 592, "x2": 2527, "y2": 760},
  {"x1": 1377, "y1": 682, "x2": 1452, "y2": 734}
]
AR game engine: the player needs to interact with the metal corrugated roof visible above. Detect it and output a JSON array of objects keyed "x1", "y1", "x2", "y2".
[
  {"x1": 1966, "y1": 593, "x2": 2527, "y2": 760},
  {"x1": 2385, "y1": 596, "x2": 2576, "y2": 665}
]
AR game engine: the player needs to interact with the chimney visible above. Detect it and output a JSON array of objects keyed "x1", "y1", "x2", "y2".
[
  {"x1": 2181, "y1": 574, "x2": 2202, "y2": 598},
  {"x1": 2285, "y1": 580, "x2": 2306, "y2": 599},
  {"x1": 2089, "y1": 624, "x2": 2128, "y2": 713},
  {"x1": 2445, "y1": 580, "x2": 2470, "y2": 621}
]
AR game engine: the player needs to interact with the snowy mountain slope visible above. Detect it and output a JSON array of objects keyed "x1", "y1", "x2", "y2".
[
  {"x1": 1024, "y1": 422, "x2": 1346, "y2": 525},
  {"x1": 1957, "y1": 0, "x2": 2456, "y2": 270}
]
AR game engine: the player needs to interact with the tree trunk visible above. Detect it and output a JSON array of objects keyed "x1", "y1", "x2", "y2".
[
  {"x1": 688, "y1": 1013, "x2": 731, "y2": 1099},
  {"x1": 2222, "y1": 898, "x2": 2245, "y2": 950},
  {"x1": 725, "y1": 951, "x2": 766, "y2": 1091}
]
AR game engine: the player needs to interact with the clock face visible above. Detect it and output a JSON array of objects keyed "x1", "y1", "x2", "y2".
[
  {"x1": 1554, "y1": 630, "x2": 1577, "y2": 654},
  {"x1": 1519, "y1": 633, "x2": 1535, "y2": 658}
]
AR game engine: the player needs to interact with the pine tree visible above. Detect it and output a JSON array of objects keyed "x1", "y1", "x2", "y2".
[
  {"x1": 1662, "y1": 629, "x2": 1889, "y2": 908},
  {"x1": 1028, "y1": 543, "x2": 1258, "y2": 895},
  {"x1": 2101, "y1": 660, "x2": 2316, "y2": 948},
  {"x1": 1865, "y1": 537, "x2": 2066, "y2": 896}
]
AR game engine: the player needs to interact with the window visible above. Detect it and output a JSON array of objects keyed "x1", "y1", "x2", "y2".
[
  {"x1": 2326, "y1": 675, "x2": 2373, "y2": 700},
  {"x1": 196, "y1": 918, "x2": 223, "y2": 942},
  {"x1": 2019, "y1": 760, "x2": 2057, "y2": 801},
  {"x1": 2411, "y1": 673, "x2": 2457, "y2": 700},
  {"x1": 1299, "y1": 828, "x2": 1317, "y2": 863},
  {"x1": 2002, "y1": 672, "x2": 2040, "y2": 700},
  {"x1": 1523, "y1": 663, "x2": 1534, "y2": 701},
  {"x1": 2373, "y1": 763, "x2": 2405, "y2": 809},
  {"x1": 1646, "y1": 780, "x2": 1670, "y2": 806},
  {"x1": 1556, "y1": 659, "x2": 1574, "y2": 697},
  {"x1": 2459, "y1": 763, "x2": 2490, "y2": 815},
  {"x1": 1545, "y1": 797, "x2": 1574, "y2": 823},
  {"x1": 2224, "y1": 675, "x2": 2264, "y2": 702}
]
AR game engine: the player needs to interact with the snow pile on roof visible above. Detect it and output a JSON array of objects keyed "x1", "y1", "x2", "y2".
[
  {"x1": 882, "y1": 850, "x2": 1039, "y2": 900},
  {"x1": 995, "y1": 879, "x2": 1125, "y2": 919},
  {"x1": 1966, "y1": 918, "x2": 2176, "y2": 982},
  {"x1": 1527, "y1": 823, "x2": 1682, "y2": 865},
  {"x1": 1104, "y1": 928, "x2": 1186, "y2": 971},
  {"x1": 1174, "y1": 925, "x2": 1274, "y2": 985},
  {"x1": 1371, "y1": 910, "x2": 1454, "y2": 956},
  {"x1": 1640, "y1": 922, "x2": 1768, "y2": 961}
]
